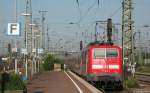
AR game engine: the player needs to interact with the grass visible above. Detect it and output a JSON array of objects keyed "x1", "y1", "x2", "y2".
[
  {"x1": 4, "y1": 90, "x2": 23, "y2": 93},
  {"x1": 123, "y1": 77, "x2": 139, "y2": 88},
  {"x1": 136, "y1": 64, "x2": 150, "y2": 73}
]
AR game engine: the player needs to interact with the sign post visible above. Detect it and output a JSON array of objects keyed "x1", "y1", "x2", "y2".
[{"x1": 7, "y1": 23, "x2": 21, "y2": 74}]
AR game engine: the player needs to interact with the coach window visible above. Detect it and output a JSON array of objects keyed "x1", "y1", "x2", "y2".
[
  {"x1": 106, "y1": 49, "x2": 118, "y2": 57},
  {"x1": 93, "y1": 48, "x2": 105, "y2": 58}
]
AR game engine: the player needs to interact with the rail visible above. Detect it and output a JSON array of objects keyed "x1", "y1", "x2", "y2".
[{"x1": 135, "y1": 72, "x2": 150, "y2": 85}]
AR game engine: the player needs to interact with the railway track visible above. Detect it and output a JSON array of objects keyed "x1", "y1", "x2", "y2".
[{"x1": 135, "y1": 72, "x2": 150, "y2": 86}]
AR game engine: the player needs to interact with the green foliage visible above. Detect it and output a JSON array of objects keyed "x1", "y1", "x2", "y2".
[
  {"x1": 0, "y1": 73, "x2": 25, "y2": 90},
  {"x1": 42, "y1": 54, "x2": 64, "y2": 71},
  {"x1": 42, "y1": 54, "x2": 55, "y2": 71},
  {"x1": 136, "y1": 65, "x2": 150, "y2": 73},
  {"x1": 0, "y1": 74, "x2": 1, "y2": 84},
  {"x1": 124, "y1": 77, "x2": 139, "y2": 88},
  {"x1": 134, "y1": 52, "x2": 144, "y2": 66}
]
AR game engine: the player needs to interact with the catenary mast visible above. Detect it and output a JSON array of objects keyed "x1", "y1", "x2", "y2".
[
  {"x1": 122, "y1": 0, "x2": 134, "y2": 66},
  {"x1": 25, "y1": 0, "x2": 32, "y2": 54}
]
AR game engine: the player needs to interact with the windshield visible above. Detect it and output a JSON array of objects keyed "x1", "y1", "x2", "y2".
[
  {"x1": 93, "y1": 48, "x2": 105, "y2": 58},
  {"x1": 93, "y1": 48, "x2": 118, "y2": 58},
  {"x1": 106, "y1": 49, "x2": 118, "y2": 57}
]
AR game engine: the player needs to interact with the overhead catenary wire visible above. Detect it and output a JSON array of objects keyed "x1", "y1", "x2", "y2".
[
  {"x1": 98, "y1": 0, "x2": 100, "y2": 7},
  {"x1": 109, "y1": 6, "x2": 122, "y2": 18},
  {"x1": 74, "y1": 0, "x2": 101, "y2": 30},
  {"x1": 79, "y1": 0, "x2": 97, "y2": 23},
  {"x1": 76, "y1": 0, "x2": 79, "y2": 6},
  {"x1": 75, "y1": 0, "x2": 82, "y2": 25},
  {"x1": 74, "y1": 0, "x2": 102, "y2": 43},
  {"x1": 75, "y1": 0, "x2": 101, "y2": 24}
]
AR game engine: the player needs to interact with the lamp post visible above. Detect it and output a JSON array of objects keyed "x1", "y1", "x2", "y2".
[
  {"x1": 35, "y1": 35, "x2": 40, "y2": 72},
  {"x1": 29, "y1": 23, "x2": 41, "y2": 75}
]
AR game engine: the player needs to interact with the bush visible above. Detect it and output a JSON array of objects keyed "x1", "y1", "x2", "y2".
[
  {"x1": 42, "y1": 54, "x2": 64, "y2": 71},
  {"x1": 6, "y1": 74, "x2": 25, "y2": 90},
  {"x1": 42, "y1": 54, "x2": 55, "y2": 71},
  {"x1": 54, "y1": 58, "x2": 64, "y2": 70},
  {"x1": 0, "y1": 73, "x2": 25, "y2": 90},
  {"x1": 124, "y1": 77, "x2": 139, "y2": 88},
  {"x1": 136, "y1": 65, "x2": 150, "y2": 73}
]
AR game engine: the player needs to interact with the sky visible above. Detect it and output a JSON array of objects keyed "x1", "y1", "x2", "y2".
[{"x1": 0, "y1": 0, "x2": 150, "y2": 54}]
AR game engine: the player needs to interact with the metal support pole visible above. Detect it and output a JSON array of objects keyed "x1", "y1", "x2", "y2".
[
  {"x1": 95, "y1": 22, "x2": 98, "y2": 41},
  {"x1": 14, "y1": 0, "x2": 18, "y2": 74},
  {"x1": 34, "y1": 57, "x2": 36, "y2": 73},
  {"x1": 31, "y1": 56, "x2": 34, "y2": 76},
  {"x1": 39, "y1": 10, "x2": 48, "y2": 52},
  {"x1": 15, "y1": 59, "x2": 17, "y2": 73},
  {"x1": 25, "y1": 55, "x2": 28, "y2": 79},
  {"x1": 122, "y1": 0, "x2": 134, "y2": 78},
  {"x1": 38, "y1": 59, "x2": 39, "y2": 72}
]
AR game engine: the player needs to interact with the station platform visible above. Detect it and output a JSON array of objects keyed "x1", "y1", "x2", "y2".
[{"x1": 27, "y1": 71, "x2": 102, "y2": 93}]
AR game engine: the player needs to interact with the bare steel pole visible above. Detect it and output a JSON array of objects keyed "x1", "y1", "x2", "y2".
[
  {"x1": 14, "y1": 0, "x2": 18, "y2": 74},
  {"x1": 95, "y1": 22, "x2": 98, "y2": 41},
  {"x1": 46, "y1": 25, "x2": 50, "y2": 52},
  {"x1": 39, "y1": 10, "x2": 48, "y2": 52}
]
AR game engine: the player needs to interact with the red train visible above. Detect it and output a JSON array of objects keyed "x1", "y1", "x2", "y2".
[{"x1": 65, "y1": 42, "x2": 123, "y2": 89}]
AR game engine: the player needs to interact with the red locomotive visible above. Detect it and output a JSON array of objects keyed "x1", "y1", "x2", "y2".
[
  {"x1": 65, "y1": 42, "x2": 123, "y2": 89},
  {"x1": 65, "y1": 18, "x2": 123, "y2": 89}
]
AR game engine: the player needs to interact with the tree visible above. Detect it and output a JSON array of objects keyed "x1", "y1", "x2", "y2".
[
  {"x1": 42, "y1": 54, "x2": 64, "y2": 71},
  {"x1": 42, "y1": 54, "x2": 55, "y2": 71}
]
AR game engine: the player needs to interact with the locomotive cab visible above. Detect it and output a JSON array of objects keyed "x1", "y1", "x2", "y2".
[{"x1": 82, "y1": 43, "x2": 123, "y2": 89}]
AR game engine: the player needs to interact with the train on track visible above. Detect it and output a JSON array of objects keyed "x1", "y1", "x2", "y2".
[
  {"x1": 65, "y1": 18, "x2": 123, "y2": 89},
  {"x1": 65, "y1": 42, "x2": 123, "y2": 89}
]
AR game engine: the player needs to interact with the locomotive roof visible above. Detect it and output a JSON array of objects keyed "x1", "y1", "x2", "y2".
[
  {"x1": 87, "y1": 41, "x2": 113, "y2": 47},
  {"x1": 80, "y1": 41, "x2": 121, "y2": 52}
]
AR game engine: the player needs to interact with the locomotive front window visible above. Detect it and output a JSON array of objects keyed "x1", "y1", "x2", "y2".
[
  {"x1": 106, "y1": 49, "x2": 118, "y2": 57},
  {"x1": 93, "y1": 48, "x2": 105, "y2": 58}
]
